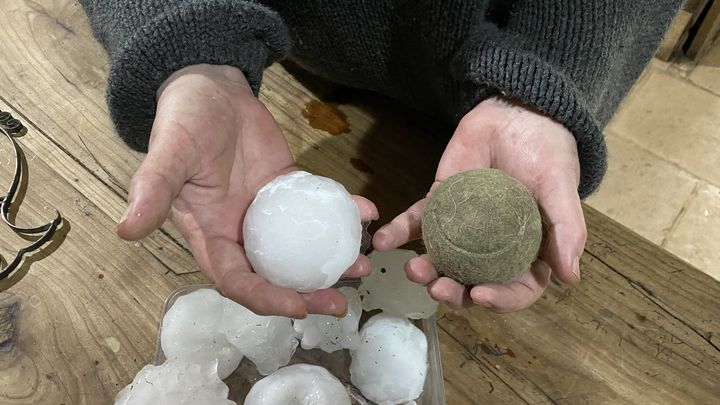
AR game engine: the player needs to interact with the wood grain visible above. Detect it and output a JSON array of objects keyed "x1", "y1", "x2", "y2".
[
  {"x1": 686, "y1": 0, "x2": 720, "y2": 60},
  {"x1": 0, "y1": 0, "x2": 196, "y2": 274},
  {"x1": 0, "y1": 1, "x2": 717, "y2": 404},
  {"x1": 0, "y1": 104, "x2": 206, "y2": 404}
]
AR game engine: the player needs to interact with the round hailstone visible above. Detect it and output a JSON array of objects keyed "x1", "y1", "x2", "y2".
[
  {"x1": 243, "y1": 171, "x2": 361, "y2": 292},
  {"x1": 244, "y1": 363, "x2": 351, "y2": 405},
  {"x1": 222, "y1": 299, "x2": 298, "y2": 376},
  {"x1": 114, "y1": 360, "x2": 233, "y2": 405},
  {"x1": 359, "y1": 249, "x2": 438, "y2": 319},
  {"x1": 293, "y1": 286, "x2": 362, "y2": 352},
  {"x1": 160, "y1": 289, "x2": 243, "y2": 379},
  {"x1": 350, "y1": 314, "x2": 428, "y2": 404}
]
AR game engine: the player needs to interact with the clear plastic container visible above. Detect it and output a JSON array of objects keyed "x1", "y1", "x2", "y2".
[{"x1": 154, "y1": 282, "x2": 446, "y2": 405}]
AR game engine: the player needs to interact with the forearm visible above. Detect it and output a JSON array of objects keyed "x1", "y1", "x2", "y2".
[
  {"x1": 79, "y1": 0, "x2": 290, "y2": 150},
  {"x1": 456, "y1": 0, "x2": 682, "y2": 196}
]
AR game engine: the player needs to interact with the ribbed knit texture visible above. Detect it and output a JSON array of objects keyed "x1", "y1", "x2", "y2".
[{"x1": 80, "y1": 0, "x2": 682, "y2": 197}]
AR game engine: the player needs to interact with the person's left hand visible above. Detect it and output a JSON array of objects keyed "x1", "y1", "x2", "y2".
[{"x1": 372, "y1": 97, "x2": 586, "y2": 313}]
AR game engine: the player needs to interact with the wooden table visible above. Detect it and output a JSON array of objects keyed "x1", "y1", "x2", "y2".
[{"x1": 0, "y1": 1, "x2": 718, "y2": 404}]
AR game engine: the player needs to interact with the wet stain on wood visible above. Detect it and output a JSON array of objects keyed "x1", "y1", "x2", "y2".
[
  {"x1": 599, "y1": 308, "x2": 614, "y2": 318},
  {"x1": 350, "y1": 158, "x2": 374, "y2": 174},
  {"x1": 302, "y1": 100, "x2": 350, "y2": 135}
]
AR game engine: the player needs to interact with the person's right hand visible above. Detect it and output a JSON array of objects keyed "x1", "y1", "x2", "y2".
[{"x1": 116, "y1": 64, "x2": 378, "y2": 318}]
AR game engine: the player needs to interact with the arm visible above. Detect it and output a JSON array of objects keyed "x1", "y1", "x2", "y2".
[
  {"x1": 376, "y1": 1, "x2": 682, "y2": 312},
  {"x1": 454, "y1": 0, "x2": 683, "y2": 197},
  {"x1": 79, "y1": 0, "x2": 290, "y2": 150},
  {"x1": 80, "y1": 3, "x2": 379, "y2": 316}
]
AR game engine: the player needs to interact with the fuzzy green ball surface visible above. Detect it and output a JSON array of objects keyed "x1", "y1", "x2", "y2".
[{"x1": 422, "y1": 169, "x2": 542, "y2": 285}]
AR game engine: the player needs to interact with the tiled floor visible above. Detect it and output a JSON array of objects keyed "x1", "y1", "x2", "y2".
[{"x1": 585, "y1": 42, "x2": 720, "y2": 281}]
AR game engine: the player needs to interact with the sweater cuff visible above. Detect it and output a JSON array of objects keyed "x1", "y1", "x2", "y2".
[
  {"x1": 106, "y1": 1, "x2": 290, "y2": 151},
  {"x1": 454, "y1": 43, "x2": 607, "y2": 198}
]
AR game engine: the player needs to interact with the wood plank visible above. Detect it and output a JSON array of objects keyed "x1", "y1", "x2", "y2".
[
  {"x1": 657, "y1": 9, "x2": 694, "y2": 60},
  {"x1": 259, "y1": 63, "x2": 449, "y2": 227},
  {"x1": 687, "y1": 0, "x2": 720, "y2": 60},
  {"x1": 438, "y1": 327, "x2": 524, "y2": 404},
  {"x1": 584, "y1": 205, "x2": 720, "y2": 349},
  {"x1": 0, "y1": 0, "x2": 197, "y2": 274},
  {"x1": 437, "y1": 252, "x2": 720, "y2": 404},
  {"x1": 0, "y1": 110, "x2": 206, "y2": 405}
]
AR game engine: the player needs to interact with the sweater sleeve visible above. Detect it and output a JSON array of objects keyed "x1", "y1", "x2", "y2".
[
  {"x1": 452, "y1": 1, "x2": 682, "y2": 197},
  {"x1": 79, "y1": 0, "x2": 290, "y2": 151}
]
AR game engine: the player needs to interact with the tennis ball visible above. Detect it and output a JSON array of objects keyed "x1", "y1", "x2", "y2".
[{"x1": 422, "y1": 169, "x2": 542, "y2": 285}]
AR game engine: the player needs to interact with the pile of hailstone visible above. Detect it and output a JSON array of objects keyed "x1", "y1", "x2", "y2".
[{"x1": 114, "y1": 172, "x2": 439, "y2": 405}]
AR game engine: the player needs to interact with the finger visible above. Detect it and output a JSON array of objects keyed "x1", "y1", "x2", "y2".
[
  {"x1": 373, "y1": 198, "x2": 427, "y2": 251},
  {"x1": 427, "y1": 277, "x2": 472, "y2": 309},
  {"x1": 202, "y1": 235, "x2": 308, "y2": 318},
  {"x1": 534, "y1": 171, "x2": 586, "y2": 284},
  {"x1": 342, "y1": 255, "x2": 371, "y2": 278},
  {"x1": 117, "y1": 121, "x2": 195, "y2": 241},
  {"x1": 469, "y1": 260, "x2": 552, "y2": 313},
  {"x1": 352, "y1": 195, "x2": 380, "y2": 222},
  {"x1": 301, "y1": 289, "x2": 348, "y2": 317},
  {"x1": 405, "y1": 255, "x2": 440, "y2": 285}
]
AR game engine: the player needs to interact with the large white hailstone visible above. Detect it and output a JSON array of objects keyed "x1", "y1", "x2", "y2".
[
  {"x1": 222, "y1": 299, "x2": 298, "y2": 375},
  {"x1": 349, "y1": 314, "x2": 428, "y2": 404},
  {"x1": 293, "y1": 286, "x2": 362, "y2": 352},
  {"x1": 243, "y1": 363, "x2": 351, "y2": 405},
  {"x1": 160, "y1": 289, "x2": 243, "y2": 379},
  {"x1": 360, "y1": 249, "x2": 438, "y2": 319},
  {"x1": 114, "y1": 360, "x2": 234, "y2": 405},
  {"x1": 243, "y1": 171, "x2": 361, "y2": 292}
]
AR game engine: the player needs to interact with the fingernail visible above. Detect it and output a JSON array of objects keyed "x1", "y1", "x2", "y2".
[
  {"x1": 119, "y1": 203, "x2": 133, "y2": 225},
  {"x1": 572, "y1": 256, "x2": 581, "y2": 281}
]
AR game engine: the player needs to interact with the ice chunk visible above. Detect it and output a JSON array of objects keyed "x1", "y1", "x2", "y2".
[
  {"x1": 360, "y1": 249, "x2": 438, "y2": 319},
  {"x1": 243, "y1": 171, "x2": 361, "y2": 292},
  {"x1": 160, "y1": 289, "x2": 243, "y2": 379},
  {"x1": 222, "y1": 299, "x2": 298, "y2": 375},
  {"x1": 293, "y1": 286, "x2": 362, "y2": 352},
  {"x1": 114, "y1": 360, "x2": 234, "y2": 405},
  {"x1": 350, "y1": 314, "x2": 428, "y2": 404},
  {"x1": 244, "y1": 363, "x2": 351, "y2": 405}
]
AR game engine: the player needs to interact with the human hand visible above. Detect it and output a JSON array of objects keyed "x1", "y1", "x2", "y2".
[
  {"x1": 116, "y1": 64, "x2": 378, "y2": 318},
  {"x1": 373, "y1": 97, "x2": 585, "y2": 313}
]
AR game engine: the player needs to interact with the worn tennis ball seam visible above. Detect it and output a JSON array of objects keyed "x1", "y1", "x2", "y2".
[
  {"x1": 425, "y1": 204, "x2": 532, "y2": 259},
  {"x1": 421, "y1": 168, "x2": 542, "y2": 285}
]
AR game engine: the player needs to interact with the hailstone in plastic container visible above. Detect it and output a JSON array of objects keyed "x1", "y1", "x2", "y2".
[
  {"x1": 243, "y1": 171, "x2": 361, "y2": 292},
  {"x1": 360, "y1": 249, "x2": 438, "y2": 319},
  {"x1": 160, "y1": 289, "x2": 243, "y2": 379},
  {"x1": 350, "y1": 314, "x2": 428, "y2": 404},
  {"x1": 114, "y1": 360, "x2": 234, "y2": 405},
  {"x1": 293, "y1": 286, "x2": 362, "y2": 352},
  {"x1": 244, "y1": 363, "x2": 351, "y2": 405},
  {"x1": 222, "y1": 298, "x2": 298, "y2": 375}
]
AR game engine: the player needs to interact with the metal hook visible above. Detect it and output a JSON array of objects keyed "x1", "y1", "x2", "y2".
[{"x1": 0, "y1": 113, "x2": 62, "y2": 280}]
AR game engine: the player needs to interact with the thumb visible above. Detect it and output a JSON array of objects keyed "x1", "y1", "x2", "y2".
[{"x1": 117, "y1": 125, "x2": 195, "y2": 241}]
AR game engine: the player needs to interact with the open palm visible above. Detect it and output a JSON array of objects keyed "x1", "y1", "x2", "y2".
[
  {"x1": 373, "y1": 98, "x2": 586, "y2": 313},
  {"x1": 117, "y1": 65, "x2": 377, "y2": 318}
]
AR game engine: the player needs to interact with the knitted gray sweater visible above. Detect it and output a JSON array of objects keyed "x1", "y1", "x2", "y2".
[{"x1": 79, "y1": 0, "x2": 681, "y2": 197}]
